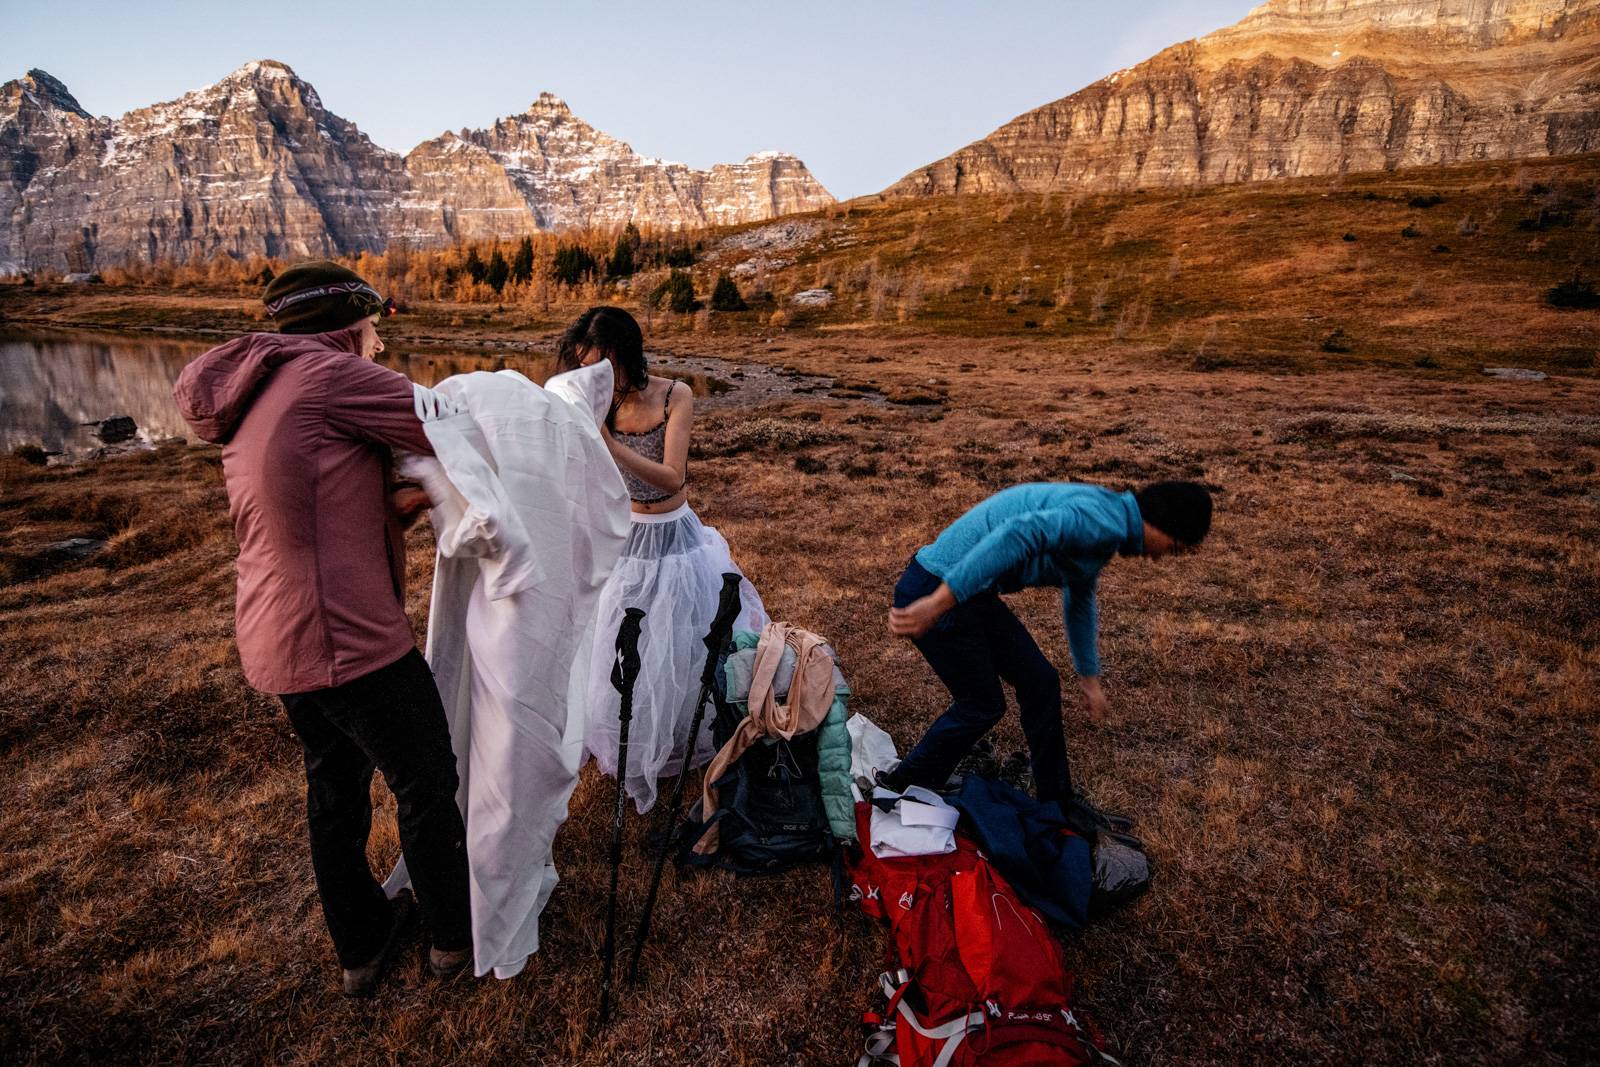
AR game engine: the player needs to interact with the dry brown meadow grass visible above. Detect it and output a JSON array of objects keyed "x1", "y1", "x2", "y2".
[{"x1": 2, "y1": 160, "x2": 1598, "y2": 1065}]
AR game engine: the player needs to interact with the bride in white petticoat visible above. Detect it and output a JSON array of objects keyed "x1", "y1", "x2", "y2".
[{"x1": 556, "y1": 306, "x2": 768, "y2": 813}]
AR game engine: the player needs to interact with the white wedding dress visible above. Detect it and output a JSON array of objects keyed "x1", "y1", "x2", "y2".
[{"x1": 383, "y1": 361, "x2": 629, "y2": 979}]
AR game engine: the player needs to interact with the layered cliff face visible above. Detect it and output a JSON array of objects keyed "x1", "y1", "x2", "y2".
[
  {"x1": 886, "y1": 0, "x2": 1600, "y2": 198},
  {"x1": 397, "y1": 133, "x2": 538, "y2": 246},
  {"x1": 400, "y1": 93, "x2": 834, "y2": 239},
  {"x1": 0, "y1": 62, "x2": 407, "y2": 271},
  {"x1": 0, "y1": 71, "x2": 103, "y2": 272},
  {"x1": 0, "y1": 66, "x2": 833, "y2": 270},
  {"x1": 1224, "y1": 0, "x2": 1581, "y2": 41}
]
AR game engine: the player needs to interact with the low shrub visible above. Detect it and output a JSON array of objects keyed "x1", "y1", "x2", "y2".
[
  {"x1": 1550, "y1": 350, "x2": 1596, "y2": 370},
  {"x1": 1516, "y1": 210, "x2": 1572, "y2": 232},
  {"x1": 1545, "y1": 278, "x2": 1600, "y2": 310}
]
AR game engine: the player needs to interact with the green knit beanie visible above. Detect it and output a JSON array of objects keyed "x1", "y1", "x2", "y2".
[{"x1": 263, "y1": 261, "x2": 386, "y2": 334}]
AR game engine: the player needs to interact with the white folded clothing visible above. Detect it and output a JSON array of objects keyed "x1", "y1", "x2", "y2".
[
  {"x1": 846, "y1": 713, "x2": 900, "y2": 801},
  {"x1": 869, "y1": 784, "x2": 959, "y2": 858}
]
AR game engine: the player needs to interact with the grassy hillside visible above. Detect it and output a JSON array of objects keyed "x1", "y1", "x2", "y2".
[{"x1": 697, "y1": 154, "x2": 1600, "y2": 373}]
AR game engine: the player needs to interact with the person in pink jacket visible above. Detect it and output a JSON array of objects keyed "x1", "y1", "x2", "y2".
[{"x1": 173, "y1": 262, "x2": 470, "y2": 995}]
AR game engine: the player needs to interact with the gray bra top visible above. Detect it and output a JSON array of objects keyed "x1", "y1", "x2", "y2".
[{"x1": 611, "y1": 386, "x2": 674, "y2": 504}]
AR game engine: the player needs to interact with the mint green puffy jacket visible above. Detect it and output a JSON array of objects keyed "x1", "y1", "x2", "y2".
[{"x1": 720, "y1": 629, "x2": 855, "y2": 842}]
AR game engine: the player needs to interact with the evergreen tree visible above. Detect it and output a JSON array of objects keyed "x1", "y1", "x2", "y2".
[
  {"x1": 709, "y1": 273, "x2": 747, "y2": 311},
  {"x1": 510, "y1": 237, "x2": 534, "y2": 284},
  {"x1": 664, "y1": 245, "x2": 694, "y2": 268},
  {"x1": 551, "y1": 243, "x2": 597, "y2": 286},
  {"x1": 652, "y1": 269, "x2": 700, "y2": 314},
  {"x1": 485, "y1": 249, "x2": 510, "y2": 293},
  {"x1": 606, "y1": 234, "x2": 636, "y2": 279},
  {"x1": 464, "y1": 246, "x2": 487, "y2": 284}
]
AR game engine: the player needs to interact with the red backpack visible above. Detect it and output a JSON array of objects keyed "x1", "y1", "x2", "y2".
[{"x1": 847, "y1": 802, "x2": 1113, "y2": 1067}]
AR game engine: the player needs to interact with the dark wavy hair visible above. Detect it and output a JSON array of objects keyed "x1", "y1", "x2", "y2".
[{"x1": 555, "y1": 306, "x2": 648, "y2": 395}]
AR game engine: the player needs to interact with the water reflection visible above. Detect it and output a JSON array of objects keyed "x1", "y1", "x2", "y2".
[
  {"x1": 386, "y1": 351, "x2": 558, "y2": 390},
  {"x1": 0, "y1": 330, "x2": 728, "y2": 456},
  {"x1": 0, "y1": 330, "x2": 206, "y2": 454}
]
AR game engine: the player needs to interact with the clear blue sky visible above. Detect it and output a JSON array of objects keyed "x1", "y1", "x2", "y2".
[{"x1": 3, "y1": 1, "x2": 1256, "y2": 199}]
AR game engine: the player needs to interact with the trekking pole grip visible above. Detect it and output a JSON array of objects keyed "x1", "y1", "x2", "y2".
[
  {"x1": 612, "y1": 607, "x2": 645, "y2": 703},
  {"x1": 699, "y1": 573, "x2": 743, "y2": 689}
]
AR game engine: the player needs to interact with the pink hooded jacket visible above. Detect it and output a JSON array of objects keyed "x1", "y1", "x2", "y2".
[{"x1": 174, "y1": 326, "x2": 433, "y2": 695}]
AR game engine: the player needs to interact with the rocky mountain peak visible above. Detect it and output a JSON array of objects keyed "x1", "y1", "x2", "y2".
[
  {"x1": 407, "y1": 96, "x2": 832, "y2": 233},
  {"x1": 526, "y1": 91, "x2": 573, "y2": 119},
  {"x1": 219, "y1": 58, "x2": 299, "y2": 84},
  {"x1": 199, "y1": 59, "x2": 325, "y2": 114},
  {"x1": 2, "y1": 69, "x2": 91, "y2": 118}
]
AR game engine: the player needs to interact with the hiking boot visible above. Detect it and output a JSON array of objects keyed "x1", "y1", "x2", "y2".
[
  {"x1": 999, "y1": 750, "x2": 1033, "y2": 793},
  {"x1": 428, "y1": 945, "x2": 472, "y2": 980},
  {"x1": 954, "y1": 738, "x2": 1001, "y2": 782},
  {"x1": 1065, "y1": 791, "x2": 1136, "y2": 834},
  {"x1": 341, "y1": 891, "x2": 416, "y2": 998},
  {"x1": 872, "y1": 767, "x2": 908, "y2": 794}
]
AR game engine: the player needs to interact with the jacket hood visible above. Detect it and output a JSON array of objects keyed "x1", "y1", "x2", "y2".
[{"x1": 173, "y1": 326, "x2": 366, "y2": 443}]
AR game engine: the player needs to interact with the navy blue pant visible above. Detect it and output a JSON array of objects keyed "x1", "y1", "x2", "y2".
[
  {"x1": 890, "y1": 559, "x2": 1073, "y2": 806},
  {"x1": 281, "y1": 649, "x2": 470, "y2": 967}
]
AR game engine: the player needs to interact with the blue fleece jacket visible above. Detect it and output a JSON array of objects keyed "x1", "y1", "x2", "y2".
[{"x1": 913, "y1": 483, "x2": 1144, "y2": 677}]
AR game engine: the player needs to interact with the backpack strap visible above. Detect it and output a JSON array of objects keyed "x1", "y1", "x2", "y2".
[
  {"x1": 677, "y1": 805, "x2": 732, "y2": 867},
  {"x1": 857, "y1": 1030, "x2": 899, "y2": 1067},
  {"x1": 859, "y1": 972, "x2": 910, "y2": 1067},
  {"x1": 877, "y1": 970, "x2": 1104, "y2": 1067},
  {"x1": 897, "y1": 1003, "x2": 989, "y2": 1067},
  {"x1": 876, "y1": 972, "x2": 986, "y2": 1067},
  {"x1": 1063, "y1": 1008, "x2": 1123, "y2": 1066}
]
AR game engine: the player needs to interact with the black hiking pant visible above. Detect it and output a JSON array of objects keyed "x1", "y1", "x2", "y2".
[
  {"x1": 887, "y1": 558, "x2": 1073, "y2": 807},
  {"x1": 280, "y1": 649, "x2": 470, "y2": 968}
]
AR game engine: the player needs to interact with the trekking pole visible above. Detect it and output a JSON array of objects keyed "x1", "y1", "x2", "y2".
[
  {"x1": 627, "y1": 573, "x2": 743, "y2": 985},
  {"x1": 598, "y1": 607, "x2": 645, "y2": 1028}
]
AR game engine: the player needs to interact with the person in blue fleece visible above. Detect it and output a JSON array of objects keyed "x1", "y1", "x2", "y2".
[{"x1": 883, "y1": 480, "x2": 1212, "y2": 808}]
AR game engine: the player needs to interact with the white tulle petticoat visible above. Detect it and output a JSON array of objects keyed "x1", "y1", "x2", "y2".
[{"x1": 583, "y1": 503, "x2": 767, "y2": 812}]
